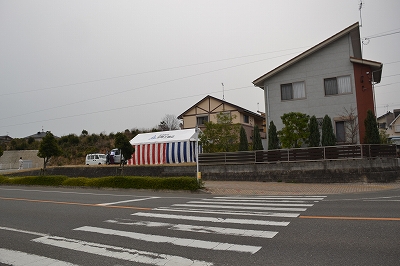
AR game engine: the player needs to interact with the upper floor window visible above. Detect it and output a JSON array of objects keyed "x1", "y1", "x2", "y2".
[
  {"x1": 324, "y1": 75, "x2": 351, "y2": 96},
  {"x1": 196, "y1": 116, "x2": 208, "y2": 126},
  {"x1": 281, "y1": 81, "x2": 305, "y2": 101},
  {"x1": 243, "y1": 115, "x2": 249, "y2": 124}
]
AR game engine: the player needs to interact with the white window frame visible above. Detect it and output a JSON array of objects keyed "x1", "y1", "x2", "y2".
[
  {"x1": 280, "y1": 81, "x2": 306, "y2": 101},
  {"x1": 324, "y1": 75, "x2": 352, "y2": 96}
]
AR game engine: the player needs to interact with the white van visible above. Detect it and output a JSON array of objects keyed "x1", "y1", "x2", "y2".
[{"x1": 85, "y1": 154, "x2": 107, "y2": 165}]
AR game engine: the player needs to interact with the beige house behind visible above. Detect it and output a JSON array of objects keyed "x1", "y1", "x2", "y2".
[{"x1": 178, "y1": 95, "x2": 265, "y2": 145}]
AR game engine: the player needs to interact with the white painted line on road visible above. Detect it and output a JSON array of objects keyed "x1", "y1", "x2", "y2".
[
  {"x1": 173, "y1": 203, "x2": 307, "y2": 212},
  {"x1": 0, "y1": 248, "x2": 78, "y2": 266},
  {"x1": 188, "y1": 200, "x2": 313, "y2": 207},
  {"x1": 32, "y1": 235, "x2": 212, "y2": 266},
  {"x1": 214, "y1": 196, "x2": 326, "y2": 201},
  {"x1": 106, "y1": 219, "x2": 279, "y2": 238},
  {"x1": 74, "y1": 226, "x2": 261, "y2": 254},
  {"x1": 0, "y1": 226, "x2": 47, "y2": 237},
  {"x1": 202, "y1": 198, "x2": 310, "y2": 203},
  {"x1": 98, "y1": 196, "x2": 160, "y2": 206},
  {"x1": 154, "y1": 207, "x2": 300, "y2": 218},
  {"x1": 132, "y1": 212, "x2": 290, "y2": 226}
]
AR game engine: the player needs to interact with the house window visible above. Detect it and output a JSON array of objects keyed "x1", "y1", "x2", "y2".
[
  {"x1": 379, "y1": 122, "x2": 386, "y2": 129},
  {"x1": 281, "y1": 81, "x2": 305, "y2": 100},
  {"x1": 395, "y1": 125, "x2": 400, "y2": 133},
  {"x1": 324, "y1": 75, "x2": 351, "y2": 95},
  {"x1": 336, "y1": 121, "x2": 346, "y2": 143},
  {"x1": 196, "y1": 116, "x2": 208, "y2": 126},
  {"x1": 243, "y1": 115, "x2": 249, "y2": 124}
]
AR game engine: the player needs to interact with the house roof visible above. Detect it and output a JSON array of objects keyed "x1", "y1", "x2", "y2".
[
  {"x1": 178, "y1": 95, "x2": 264, "y2": 120},
  {"x1": 26, "y1": 131, "x2": 47, "y2": 139},
  {"x1": 389, "y1": 114, "x2": 400, "y2": 127},
  {"x1": 130, "y1": 128, "x2": 199, "y2": 145},
  {"x1": 253, "y1": 22, "x2": 382, "y2": 88},
  {"x1": 377, "y1": 111, "x2": 393, "y2": 121}
]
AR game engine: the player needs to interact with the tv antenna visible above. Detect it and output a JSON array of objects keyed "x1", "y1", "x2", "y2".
[{"x1": 359, "y1": 0, "x2": 363, "y2": 27}]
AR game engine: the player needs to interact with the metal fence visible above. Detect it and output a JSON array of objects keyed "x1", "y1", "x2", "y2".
[{"x1": 198, "y1": 144, "x2": 397, "y2": 165}]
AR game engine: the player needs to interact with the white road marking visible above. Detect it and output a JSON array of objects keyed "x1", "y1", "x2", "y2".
[
  {"x1": 74, "y1": 226, "x2": 261, "y2": 254},
  {"x1": 105, "y1": 219, "x2": 279, "y2": 238},
  {"x1": 98, "y1": 197, "x2": 160, "y2": 206},
  {"x1": 0, "y1": 226, "x2": 47, "y2": 237},
  {"x1": 202, "y1": 198, "x2": 310, "y2": 203},
  {"x1": 154, "y1": 207, "x2": 300, "y2": 217},
  {"x1": 173, "y1": 203, "x2": 307, "y2": 212},
  {"x1": 32, "y1": 235, "x2": 212, "y2": 266},
  {"x1": 0, "y1": 248, "x2": 78, "y2": 266},
  {"x1": 214, "y1": 196, "x2": 326, "y2": 201},
  {"x1": 132, "y1": 212, "x2": 290, "y2": 226},
  {"x1": 188, "y1": 200, "x2": 313, "y2": 207}
]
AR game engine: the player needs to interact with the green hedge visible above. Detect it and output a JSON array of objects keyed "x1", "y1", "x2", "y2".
[{"x1": 0, "y1": 175, "x2": 202, "y2": 191}]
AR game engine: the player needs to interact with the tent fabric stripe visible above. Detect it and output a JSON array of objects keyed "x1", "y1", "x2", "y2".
[{"x1": 127, "y1": 141, "x2": 198, "y2": 165}]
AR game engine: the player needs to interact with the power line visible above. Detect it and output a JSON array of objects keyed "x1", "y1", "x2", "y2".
[
  {"x1": 0, "y1": 86, "x2": 253, "y2": 129},
  {"x1": 0, "y1": 46, "x2": 309, "y2": 97},
  {"x1": 0, "y1": 51, "x2": 304, "y2": 121}
]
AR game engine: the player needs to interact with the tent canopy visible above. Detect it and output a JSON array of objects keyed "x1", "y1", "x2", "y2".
[{"x1": 130, "y1": 128, "x2": 199, "y2": 145}]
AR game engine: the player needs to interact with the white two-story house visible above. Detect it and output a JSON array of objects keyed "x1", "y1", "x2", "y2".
[{"x1": 253, "y1": 22, "x2": 383, "y2": 147}]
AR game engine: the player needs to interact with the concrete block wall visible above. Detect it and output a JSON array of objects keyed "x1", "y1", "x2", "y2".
[
  {"x1": 4, "y1": 159, "x2": 399, "y2": 183},
  {"x1": 0, "y1": 150, "x2": 42, "y2": 170}
]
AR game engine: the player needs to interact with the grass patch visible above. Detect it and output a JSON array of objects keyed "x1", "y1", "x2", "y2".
[{"x1": 0, "y1": 175, "x2": 202, "y2": 191}]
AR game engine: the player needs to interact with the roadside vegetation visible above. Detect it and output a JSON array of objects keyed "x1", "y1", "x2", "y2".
[{"x1": 0, "y1": 175, "x2": 202, "y2": 191}]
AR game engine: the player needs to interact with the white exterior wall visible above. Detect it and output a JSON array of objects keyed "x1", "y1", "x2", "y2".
[{"x1": 263, "y1": 35, "x2": 358, "y2": 133}]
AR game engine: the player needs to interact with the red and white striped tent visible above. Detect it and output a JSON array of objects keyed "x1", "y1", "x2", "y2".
[{"x1": 126, "y1": 129, "x2": 201, "y2": 165}]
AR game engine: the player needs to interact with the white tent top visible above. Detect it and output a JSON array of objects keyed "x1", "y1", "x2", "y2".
[{"x1": 130, "y1": 128, "x2": 200, "y2": 145}]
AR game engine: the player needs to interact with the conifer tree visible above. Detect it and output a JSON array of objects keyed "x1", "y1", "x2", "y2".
[
  {"x1": 268, "y1": 121, "x2": 279, "y2": 150},
  {"x1": 252, "y1": 125, "x2": 264, "y2": 150},
  {"x1": 239, "y1": 126, "x2": 249, "y2": 151},
  {"x1": 308, "y1": 115, "x2": 320, "y2": 147},
  {"x1": 364, "y1": 110, "x2": 380, "y2": 144},
  {"x1": 321, "y1": 115, "x2": 336, "y2": 146}
]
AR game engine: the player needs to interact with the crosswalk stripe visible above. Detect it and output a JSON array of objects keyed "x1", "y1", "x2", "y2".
[
  {"x1": 98, "y1": 197, "x2": 160, "y2": 206},
  {"x1": 105, "y1": 219, "x2": 279, "y2": 238},
  {"x1": 74, "y1": 226, "x2": 262, "y2": 254},
  {"x1": 32, "y1": 235, "x2": 212, "y2": 266},
  {"x1": 173, "y1": 203, "x2": 307, "y2": 212},
  {"x1": 202, "y1": 198, "x2": 310, "y2": 203},
  {"x1": 132, "y1": 212, "x2": 290, "y2": 226},
  {"x1": 187, "y1": 200, "x2": 314, "y2": 207},
  {"x1": 214, "y1": 196, "x2": 326, "y2": 201},
  {"x1": 154, "y1": 207, "x2": 300, "y2": 217},
  {"x1": 0, "y1": 248, "x2": 78, "y2": 266}
]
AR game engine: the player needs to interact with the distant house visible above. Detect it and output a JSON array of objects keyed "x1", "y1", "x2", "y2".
[
  {"x1": 25, "y1": 130, "x2": 58, "y2": 141},
  {"x1": 25, "y1": 131, "x2": 48, "y2": 141},
  {"x1": 253, "y1": 22, "x2": 383, "y2": 146},
  {"x1": 178, "y1": 95, "x2": 265, "y2": 144},
  {"x1": 385, "y1": 113, "x2": 400, "y2": 148},
  {"x1": 377, "y1": 111, "x2": 395, "y2": 130},
  {"x1": 0, "y1": 135, "x2": 13, "y2": 143}
]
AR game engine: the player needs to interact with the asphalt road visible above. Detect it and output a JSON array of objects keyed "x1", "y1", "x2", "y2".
[{"x1": 0, "y1": 186, "x2": 399, "y2": 266}]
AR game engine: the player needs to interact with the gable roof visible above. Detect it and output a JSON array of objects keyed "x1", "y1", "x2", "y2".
[
  {"x1": 253, "y1": 22, "x2": 381, "y2": 88},
  {"x1": 130, "y1": 128, "x2": 199, "y2": 145},
  {"x1": 377, "y1": 111, "x2": 393, "y2": 121},
  {"x1": 389, "y1": 114, "x2": 400, "y2": 127},
  {"x1": 178, "y1": 95, "x2": 264, "y2": 120}
]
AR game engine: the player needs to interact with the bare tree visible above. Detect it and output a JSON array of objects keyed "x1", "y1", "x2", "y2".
[
  {"x1": 158, "y1": 114, "x2": 180, "y2": 131},
  {"x1": 338, "y1": 106, "x2": 359, "y2": 144}
]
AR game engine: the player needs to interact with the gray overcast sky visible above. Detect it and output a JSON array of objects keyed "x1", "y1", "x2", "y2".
[{"x1": 1, "y1": 0, "x2": 399, "y2": 138}]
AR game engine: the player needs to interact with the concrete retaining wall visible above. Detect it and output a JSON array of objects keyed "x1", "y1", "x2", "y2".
[{"x1": 4, "y1": 158, "x2": 400, "y2": 183}]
